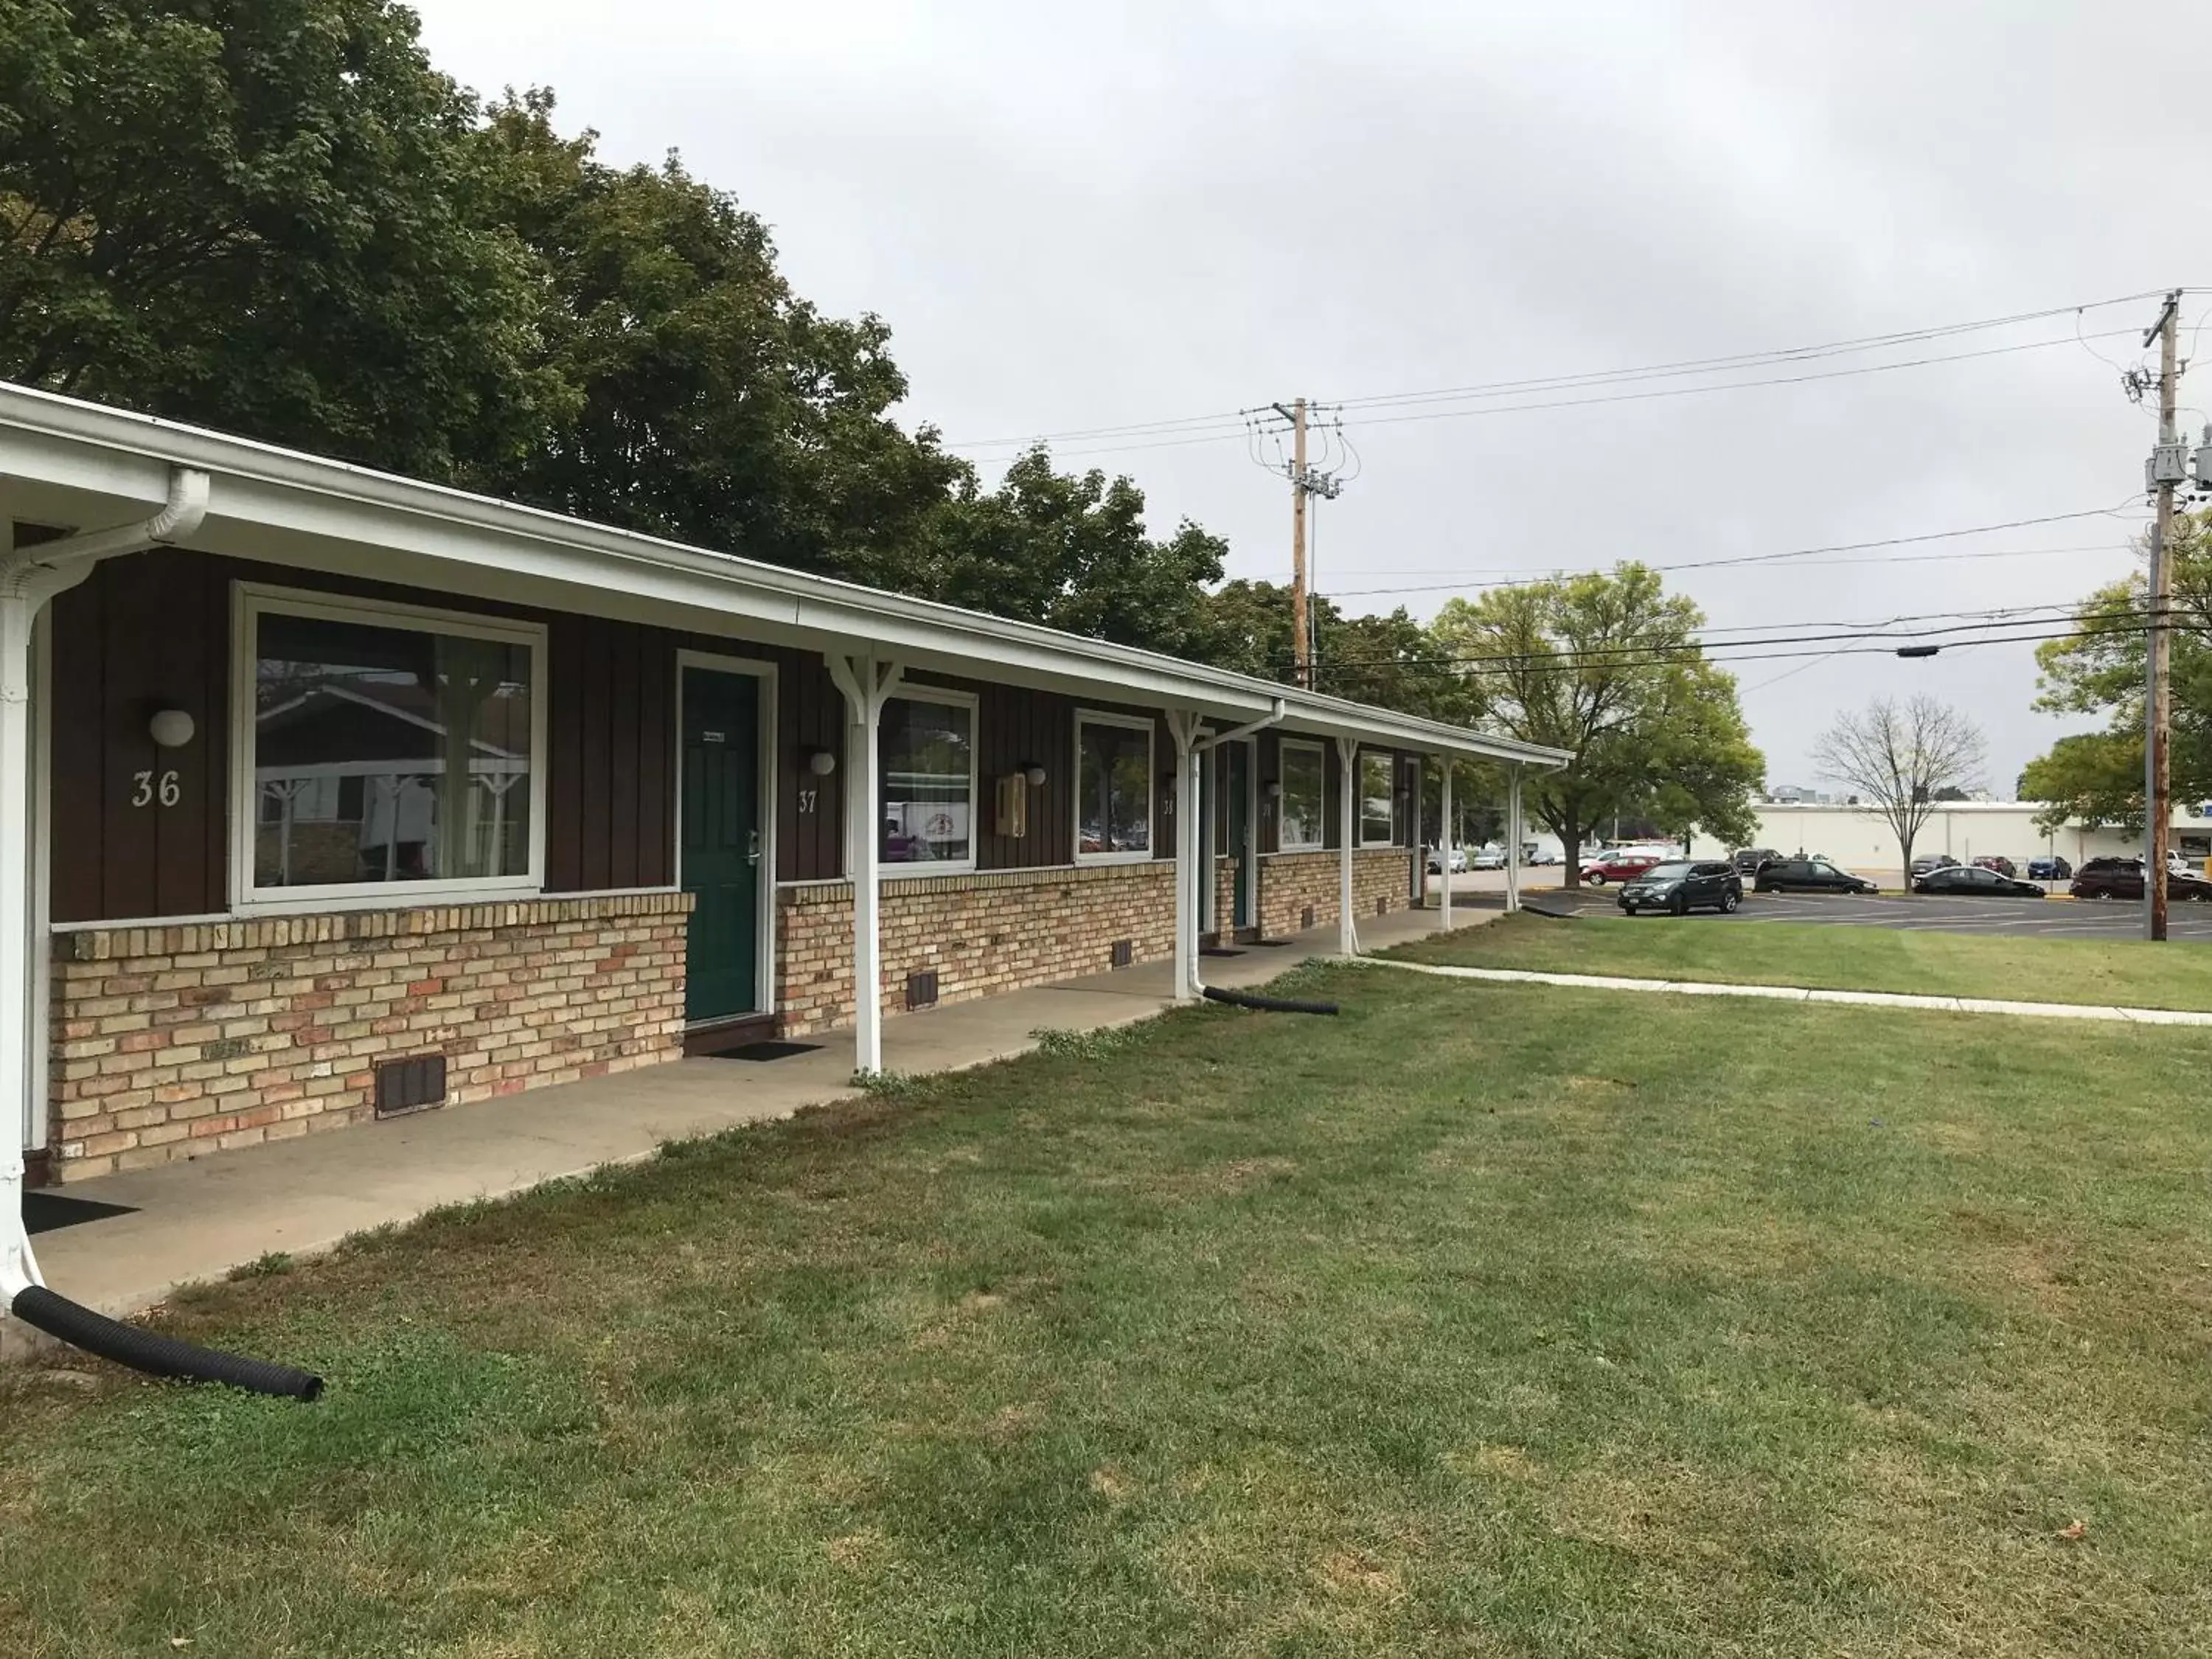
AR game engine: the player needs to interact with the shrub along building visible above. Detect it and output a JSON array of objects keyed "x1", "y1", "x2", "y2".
[{"x1": 0, "y1": 382, "x2": 1564, "y2": 1228}]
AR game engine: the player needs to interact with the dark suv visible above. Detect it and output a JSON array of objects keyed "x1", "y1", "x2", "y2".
[
  {"x1": 1754, "y1": 857, "x2": 1878, "y2": 895},
  {"x1": 2071, "y1": 858, "x2": 2212, "y2": 901},
  {"x1": 1731, "y1": 846, "x2": 1781, "y2": 877},
  {"x1": 1618, "y1": 859, "x2": 1743, "y2": 916}
]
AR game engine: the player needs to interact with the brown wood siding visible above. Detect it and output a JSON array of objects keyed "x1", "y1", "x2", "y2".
[
  {"x1": 48, "y1": 553, "x2": 230, "y2": 923},
  {"x1": 973, "y1": 680, "x2": 1074, "y2": 871},
  {"x1": 45, "y1": 546, "x2": 1421, "y2": 922}
]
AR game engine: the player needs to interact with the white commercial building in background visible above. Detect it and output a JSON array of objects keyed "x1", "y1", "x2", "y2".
[{"x1": 1687, "y1": 801, "x2": 2212, "y2": 874}]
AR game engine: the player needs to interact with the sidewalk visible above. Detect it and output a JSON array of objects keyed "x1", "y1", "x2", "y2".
[
  {"x1": 1365, "y1": 956, "x2": 2212, "y2": 1024},
  {"x1": 16, "y1": 904, "x2": 1490, "y2": 1332}
]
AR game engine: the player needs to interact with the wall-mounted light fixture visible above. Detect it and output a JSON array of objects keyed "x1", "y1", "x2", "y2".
[
  {"x1": 807, "y1": 748, "x2": 838, "y2": 776},
  {"x1": 1021, "y1": 763, "x2": 1047, "y2": 787},
  {"x1": 148, "y1": 709, "x2": 195, "y2": 748},
  {"x1": 1263, "y1": 779, "x2": 1283, "y2": 800}
]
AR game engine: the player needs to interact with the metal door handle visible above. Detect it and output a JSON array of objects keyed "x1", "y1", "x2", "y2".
[{"x1": 746, "y1": 830, "x2": 761, "y2": 866}]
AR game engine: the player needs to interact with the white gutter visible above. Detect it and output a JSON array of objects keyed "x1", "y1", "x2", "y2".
[
  {"x1": 0, "y1": 383, "x2": 1569, "y2": 770},
  {"x1": 0, "y1": 467, "x2": 209, "y2": 1300},
  {"x1": 1196, "y1": 698, "x2": 1287, "y2": 752}
]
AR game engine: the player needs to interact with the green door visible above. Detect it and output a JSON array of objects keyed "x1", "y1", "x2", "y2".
[
  {"x1": 680, "y1": 667, "x2": 762, "y2": 1024},
  {"x1": 1224, "y1": 740, "x2": 1253, "y2": 929}
]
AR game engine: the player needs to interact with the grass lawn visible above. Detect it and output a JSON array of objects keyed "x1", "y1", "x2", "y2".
[
  {"x1": 1390, "y1": 910, "x2": 2212, "y2": 1009},
  {"x1": 4, "y1": 960, "x2": 2211, "y2": 1656}
]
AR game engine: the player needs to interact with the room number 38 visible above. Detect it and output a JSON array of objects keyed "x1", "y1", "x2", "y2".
[{"x1": 131, "y1": 768, "x2": 181, "y2": 809}]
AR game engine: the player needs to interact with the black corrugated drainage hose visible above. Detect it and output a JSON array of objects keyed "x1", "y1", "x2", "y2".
[
  {"x1": 7, "y1": 1284, "x2": 323, "y2": 1401},
  {"x1": 1202, "y1": 985, "x2": 1340, "y2": 1016}
]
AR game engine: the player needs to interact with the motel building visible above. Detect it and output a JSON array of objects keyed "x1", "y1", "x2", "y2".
[{"x1": 0, "y1": 383, "x2": 1565, "y2": 1288}]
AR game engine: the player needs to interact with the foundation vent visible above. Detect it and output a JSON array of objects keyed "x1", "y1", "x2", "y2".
[
  {"x1": 374, "y1": 1054, "x2": 447, "y2": 1118},
  {"x1": 905, "y1": 970, "x2": 939, "y2": 1011}
]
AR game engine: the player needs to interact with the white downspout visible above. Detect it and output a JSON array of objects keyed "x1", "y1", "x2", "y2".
[
  {"x1": 1, "y1": 468, "x2": 209, "y2": 1298},
  {"x1": 1335, "y1": 737, "x2": 1359, "y2": 955},
  {"x1": 826, "y1": 652, "x2": 901, "y2": 1079},
  {"x1": 1439, "y1": 755, "x2": 1453, "y2": 932}
]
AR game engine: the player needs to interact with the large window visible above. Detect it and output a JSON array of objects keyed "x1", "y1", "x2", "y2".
[
  {"x1": 1360, "y1": 751, "x2": 1395, "y2": 846},
  {"x1": 1076, "y1": 712, "x2": 1153, "y2": 860},
  {"x1": 1278, "y1": 738, "x2": 1325, "y2": 851},
  {"x1": 241, "y1": 588, "x2": 541, "y2": 901},
  {"x1": 880, "y1": 693, "x2": 975, "y2": 871}
]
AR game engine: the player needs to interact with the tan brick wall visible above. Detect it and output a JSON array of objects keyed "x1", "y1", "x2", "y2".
[
  {"x1": 1208, "y1": 856, "x2": 1242, "y2": 943},
  {"x1": 48, "y1": 894, "x2": 694, "y2": 1181},
  {"x1": 777, "y1": 861, "x2": 1175, "y2": 1035},
  {"x1": 1256, "y1": 848, "x2": 1416, "y2": 939}
]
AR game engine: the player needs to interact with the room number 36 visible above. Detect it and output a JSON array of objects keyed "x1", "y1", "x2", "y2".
[{"x1": 131, "y1": 769, "x2": 181, "y2": 809}]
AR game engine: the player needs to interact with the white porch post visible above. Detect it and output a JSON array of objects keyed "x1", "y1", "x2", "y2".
[
  {"x1": 0, "y1": 585, "x2": 44, "y2": 1293},
  {"x1": 1165, "y1": 709, "x2": 1205, "y2": 1002},
  {"x1": 827, "y1": 652, "x2": 902, "y2": 1077},
  {"x1": 1335, "y1": 737, "x2": 1359, "y2": 955},
  {"x1": 1505, "y1": 762, "x2": 1523, "y2": 914},
  {"x1": 1439, "y1": 755, "x2": 1453, "y2": 931}
]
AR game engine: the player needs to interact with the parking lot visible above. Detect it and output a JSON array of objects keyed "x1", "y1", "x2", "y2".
[{"x1": 1514, "y1": 886, "x2": 2212, "y2": 940}]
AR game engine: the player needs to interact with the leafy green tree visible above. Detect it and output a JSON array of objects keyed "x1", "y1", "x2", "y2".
[
  {"x1": 0, "y1": 0, "x2": 556, "y2": 476},
  {"x1": 1430, "y1": 565, "x2": 1762, "y2": 883},
  {"x1": 2020, "y1": 509, "x2": 2212, "y2": 831},
  {"x1": 466, "y1": 91, "x2": 961, "y2": 588},
  {"x1": 1201, "y1": 579, "x2": 1474, "y2": 720},
  {"x1": 919, "y1": 447, "x2": 1229, "y2": 658}
]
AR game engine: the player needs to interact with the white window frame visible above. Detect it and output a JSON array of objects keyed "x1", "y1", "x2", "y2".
[
  {"x1": 1073, "y1": 709, "x2": 1157, "y2": 865},
  {"x1": 1276, "y1": 737, "x2": 1326, "y2": 852},
  {"x1": 878, "y1": 685, "x2": 980, "y2": 880},
  {"x1": 231, "y1": 582, "x2": 549, "y2": 913},
  {"x1": 1360, "y1": 749, "x2": 1397, "y2": 847}
]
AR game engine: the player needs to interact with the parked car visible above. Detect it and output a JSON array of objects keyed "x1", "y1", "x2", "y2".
[
  {"x1": 1913, "y1": 864, "x2": 2045, "y2": 898},
  {"x1": 1754, "y1": 857, "x2": 1879, "y2": 895},
  {"x1": 1618, "y1": 860, "x2": 1743, "y2": 916},
  {"x1": 2071, "y1": 857, "x2": 2212, "y2": 902},
  {"x1": 1581, "y1": 850, "x2": 1664, "y2": 885},
  {"x1": 1470, "y1": 846, "x2": 1506, "y2": 870},
  {"x1": 1970, "y1": 855, "x2": 2017, "y2": 878},
  {"x1": 2026, "y1": 855, "x2": 2072, "y2": 881},
  {"x1": 1909, "y1": 853, "x2": 1960, "y2": 877},
  {"x1": 1427, "y1": 846, "x2": 1469, "y2": 875},
  {"x1": 1731, "y1": 846, "x2": 1782, "y2": 877},
  {"x1": 1524, "y1": 845, "x2": 1561, "y2": 866}
]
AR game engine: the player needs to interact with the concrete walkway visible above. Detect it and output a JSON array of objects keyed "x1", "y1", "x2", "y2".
[
  {"x1": 1365, "y1": 956, "x2": 2212, "y2": 1025},
  {"x1": 18, "y1": 905, "x2": 1486, "y2": 1330}
]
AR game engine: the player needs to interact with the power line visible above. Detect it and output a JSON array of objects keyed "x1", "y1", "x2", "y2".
[
  {"x1": 942, "y1": 291, "x2": 2173, "y2": 453},
  {"x1": 1297, "y1": 504, "x2": 2149, "y2": 602},
  {"x1": 1305, "y1": 617, "x2": 2166, "y2": 685},
  {"x1": 1283, "y1": 598, "x2": 2176, "y2": 678}
]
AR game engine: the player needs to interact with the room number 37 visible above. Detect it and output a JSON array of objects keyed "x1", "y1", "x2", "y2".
[{"x1": 131, "y1": 768, "x2": 182, "y2": 808}]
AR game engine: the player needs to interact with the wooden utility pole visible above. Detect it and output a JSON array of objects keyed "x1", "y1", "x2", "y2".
[
  {"x1": 2146, "y1": 291, "x2": 2181, "y2": 941},
  {"x1": 1285, "y1": 397, "x2": 1311, "y2": 687}
]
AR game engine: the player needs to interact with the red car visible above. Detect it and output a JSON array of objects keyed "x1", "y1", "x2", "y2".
[{"x1": 1580, "y1": 850, "x2": 1665, "y2": 886}]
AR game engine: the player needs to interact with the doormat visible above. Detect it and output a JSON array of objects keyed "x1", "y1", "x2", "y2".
[
  {"x1": 1200, "y1": 946, "x2": 1247, "y2": 958},
  {"x1": 710, "y1": 1040, "x2": 824, "y2": 1062},
  {"x1": 25, "y1": 1191, "x2": 139, "y2": 1235},
  {"x1": 1248, "y1": 938, "x2": 1295, "y2": 947}
]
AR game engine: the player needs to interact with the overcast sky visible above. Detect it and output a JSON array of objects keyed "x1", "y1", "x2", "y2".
[{"x1": 415, "y1": 0, "x2": 2211, "y2": 795}]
